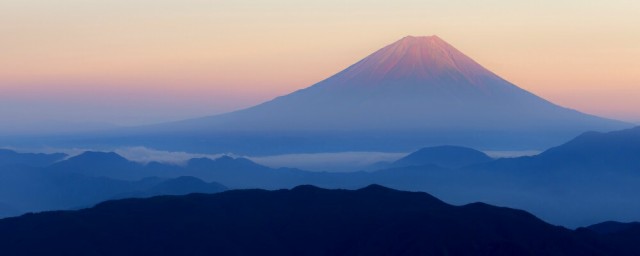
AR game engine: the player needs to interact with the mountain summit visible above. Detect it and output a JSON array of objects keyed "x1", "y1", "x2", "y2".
[
  {"x1": 330, "y1": 35, "x2": 498, "y2": 88},
  {"x1": 297, "y1": 35, "x2": 549, "y2": 106},
  {"x1": 125, "y1": 36, "x2": 629, "y2": 154}
]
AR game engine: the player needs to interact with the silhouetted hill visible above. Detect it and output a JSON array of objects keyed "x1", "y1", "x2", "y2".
[
  {"x1": 473, "y1": 126, "x2": 640, "y2": 172},
  {"x1": 0, "y1": 185, "x2": 631, "y2": 255},
  {"x1": 535, "y1": 126, "x2": 640, "y2": 171},
  {"x1": 184, "y1": 156, "x2": 317, "y2": 188},
  {"x1": 146, "y1": 176, "x2": 227, "y2": 195},
  {"x1": 0, "y1": 150, "x2": 305, "y2": 218},
  {"x1": 47, "y1": 152, "x2": 284, "y2": 183},
  {"x1": 0, "y1": 161, "x2": 228, "y2": 218},
  {"x1": 392, "y1": 145, "x2": 492, "y2": 168},
  {"x1": 0, "y1": 149, "x2": 67, "y2": 167},
  {"x1": 584, "y1": 221, "x2": 640, "y2": 254},
  {"x1": 114, "y1": 176, "x2": 227, "y2": 199},
  {"x1": 0, "y1": 163, "x2": 157, "y2": 216},
  {"x1": 41, "y1": 151, "x2": 343, "y2": 190},
  {"x1": 588, "y1": 221, "x2": 640, "y2": 235},
  {"x1": 49, "y1": 151, "x2": 144, "y2": 180},
  {"x1": 363, "y1": 127, "x2": 640, "y2": 227}
]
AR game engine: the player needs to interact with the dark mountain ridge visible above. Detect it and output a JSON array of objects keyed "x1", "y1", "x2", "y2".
[
  {"x1": 0, "y1": 185, "x2": 633, "y2": 255},
  {"x1": 588, "y1": 221, "x2": 640, "y2": 235}
]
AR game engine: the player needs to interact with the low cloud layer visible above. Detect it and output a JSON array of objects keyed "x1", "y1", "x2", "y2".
[
  {"x1": 249, "y1": 152, "x2": 408, "y2": 172},
  {"x1": 6, "y1": 146, "x2": 542, "y2": 172}
]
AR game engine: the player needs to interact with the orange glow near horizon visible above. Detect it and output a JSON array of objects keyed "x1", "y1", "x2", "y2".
[{"x1": 1, "y1": 0, "x2": 639, "y2": 126}]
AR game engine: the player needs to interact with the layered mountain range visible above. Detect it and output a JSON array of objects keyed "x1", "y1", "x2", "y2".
[{"x1": 2, "y1": 126, "x2": 640, "y2": 226}]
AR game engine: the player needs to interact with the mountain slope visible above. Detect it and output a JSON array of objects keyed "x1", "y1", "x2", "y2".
[
  {"x1": 114, "y1": 176, "x2": 228, "y2": 199},
  {"x1": 0, "y1": 185, "x2": 626, "y2": 256},
  {"x1": 392, "y1": 145, "x2": 493, "y2": 168},
  {"x1": 179, "y1": 36, "x2": 623, "y2": 132},
  {"x1": 113, "y1": 35, "x2": 628, "y2": 154},
  {"x1": 588, "y1": 221, "x2": 640, "y2": 235},
  {"x1": 585, "y1": 221, "x2": 640, "y2": 254},
  {"x1": 49, "y1": 151, "x2": 146, "y2": 180},
  {"x1": 473, "y1": 126, "x2": 640, "y2": 172},
  {"x1": 0, "y1": 149, "x2": 67, "y2": 167},
  {"x1": 144, "y1": 176, "x2": 227, "y2": 195},
  {"x1": 0, "y1": 164, "x2": 227, "y2": 218}
]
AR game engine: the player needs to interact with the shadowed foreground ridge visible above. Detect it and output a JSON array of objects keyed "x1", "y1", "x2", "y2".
[{"x1": 0, "y1": 185, "x2": 636, "y2": 255}]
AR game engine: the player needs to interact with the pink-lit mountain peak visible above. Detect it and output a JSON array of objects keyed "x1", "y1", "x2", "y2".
[
  {"x1": 149, "y1": 35, "x2": 630, "y2": 153},
  {"x1": 339, "y1": 35, "x2": 496, "y2": 84}
]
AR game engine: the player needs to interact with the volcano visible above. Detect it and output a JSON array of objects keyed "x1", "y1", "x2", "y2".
[{"x1": 125, "y1": 36, "x2": 629, "y2": 154}]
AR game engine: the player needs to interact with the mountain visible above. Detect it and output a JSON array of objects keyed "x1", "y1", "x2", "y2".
[
  {"x1": 584, "y1": 221, "x2": 640, "y2": 254},
  {"x1": 91, "y1": 35, "x2": 629, "y2": 155},
  {"x1": 49, "y1": 151, "x2": 146, "y2": 180},
  {"x1": 0, "y1": 162, "x2": 154, "y2": 216},
  {"x1": 0, "y1": 163, "x2": 228, "y2": 218},
  {"x1": 114, "y1": 176, "x2": 227, "y2": 199},
  {"x1": 335, "y1": 127, "x2": 640, "y2": 227},
  {"x1": 4, "y1": 125, "x2": 640, "y2": 226},
  {"x1": 175, "y1": 36, "x2": 625, "y2": 133},
  {"x1": 588, "y1": 221, "x2": 640, "y2": 235},
  {"x1": 141, "y1": 176, "x2": 226, "y2": 196},
  {"x1": 48, "y1": 152, "x2": 283, "y2": 182},
  {"x1": 391, "y1": 145, "x2": 493, "y2": 169},
  {"x1": 0, "y1": 185, "x2": 633, "y2": 256},
  {"x1": 415, "y1": 126, "x2": 640, "y2": 227},
  {"x1": 0, "y1": 150, "x2": 307, "y2": 218},
  {"x1": 473, "y1": 126, "x2": 640, "y2": 172},
  {"x1": 183, "y1": 156, "x2": 317, "y2": 188},
  {"x1": 0, "y1": 149, "x2": 67, "y2": 167},
  {"x1": 0, "y1": 150, "x2": 237, "y2": 218},
  {"x1": 530, "y1": 126, "x2": 640, "y2": 171},
  {"x1": 43, "y1": 151, "x2": 319, "y2": 188}
]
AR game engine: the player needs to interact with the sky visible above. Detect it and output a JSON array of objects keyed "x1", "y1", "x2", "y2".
[{"x1": 1, "y1": 0, "x2": 639, "y2": 133}]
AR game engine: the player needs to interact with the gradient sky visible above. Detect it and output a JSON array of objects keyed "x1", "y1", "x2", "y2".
[{"x1": 1, "y1": 0, "x2": 639, "y2": 133}]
